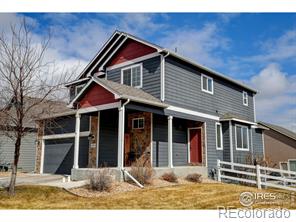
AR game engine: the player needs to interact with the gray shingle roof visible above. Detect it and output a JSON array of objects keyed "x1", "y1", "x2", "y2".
[
  {"x1": 90, "y1": 77, "x2": 168, "y2": 108},
  {"x1": 258, "y1": 122, "x2": 296, "y2": 141}
]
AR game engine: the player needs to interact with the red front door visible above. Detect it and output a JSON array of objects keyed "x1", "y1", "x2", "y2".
[{"x1": 189, "y1": 128, "x2": 202, "y2": 163}]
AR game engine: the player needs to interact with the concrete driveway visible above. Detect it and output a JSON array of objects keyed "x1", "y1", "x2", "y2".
[{"x1": 0, "y1": 174, "x2": 88, "y2": 189}]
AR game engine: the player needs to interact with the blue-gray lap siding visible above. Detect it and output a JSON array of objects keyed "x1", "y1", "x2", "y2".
[
  {"x1": 164, "y1": 57, "x2": 255, "y2": 122},
  {"x1": 98, "y1": 109, "x2": 118, "y2": 167},
  {"x1": 252, "y1": 128, "x2": 264, "y2": 158},
  {"x1": 106, "y1": 56, "x2": 161, "y2": 99},
  {"x1": 222, "y1": 122, "x2": 231, "y2": 162}
]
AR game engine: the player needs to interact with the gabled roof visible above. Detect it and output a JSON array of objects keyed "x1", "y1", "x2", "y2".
[
  {"x1": 258, "y1": 122, "x2": 296, "y2": 141},
  {"x1": 68, "y1": 77, "x2": 168, "y2": 108},
  {"x1": 73, "y1": 30, "x2": 257, "y2": 93}
]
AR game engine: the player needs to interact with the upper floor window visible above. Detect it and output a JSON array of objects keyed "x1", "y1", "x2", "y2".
[
  {"x1": 216, "y1": 123, "x2": 223, "y2": 150},
  {"x1": 235, "y1": 124, "x2": 249, "y2": 151},
  {"x1": 201, "y1": 74, "x2": 214, "y2": 94},
  {"x1": 75, "y1": 84, "x2": 85, "y2": 96},
  {"x1": 243, "y1": 91, "x2": 248, "y2": 106},
  {"x1": 132, "y1": 117, "x2": 144, "y2": 129},
  {"x1": 121, "y1": 64, "x2": 143, "y2": 88}
]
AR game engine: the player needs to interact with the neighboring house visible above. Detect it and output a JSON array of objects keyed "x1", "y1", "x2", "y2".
[
  {"x1": 35, "y1": 31, "x2": 265, "y2": 179},
  {"x1": 0, "y1": 97, "x2": 70, "y2": 172},
  {"x1": 258, "y1": 122, "x2": 296, "y2": 171}
]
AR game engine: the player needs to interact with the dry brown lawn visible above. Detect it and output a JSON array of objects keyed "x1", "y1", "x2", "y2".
[{"x1": 0, "y1": 183, "x2": 295, "y2": 209}]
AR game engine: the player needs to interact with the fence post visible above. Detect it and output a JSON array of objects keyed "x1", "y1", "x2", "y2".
[
  {"x1": 217, "y1": 159, "x2": 221, "y2": 182},
  {"x1": 256, "y1": 164, "x2": 261, "y2": 189}
]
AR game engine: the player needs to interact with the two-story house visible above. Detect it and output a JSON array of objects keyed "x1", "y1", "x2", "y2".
[{"x1": 35, "y1": 31, "x2": 265, "y2": 180}]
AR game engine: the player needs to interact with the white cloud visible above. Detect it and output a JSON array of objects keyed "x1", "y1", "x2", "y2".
[
  {"x1": 158, "y1": 23, "x2": 229, "y2": 68},
  {"x1": 250, "y1": 64, "x2": 296, "y2": 132}
]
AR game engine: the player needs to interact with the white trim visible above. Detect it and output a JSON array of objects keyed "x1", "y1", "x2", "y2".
[
  {"x1": 40, "y1": 139, "x2": 45, "y2": 174},
  {"x1": 117, "y1": 105, "x2": 125, "y2": 169},
  {"x1": 168, "y1": 116, "x2": 173, "y2": 168},
  {"x1": 187, "y1": 127, "x2": 203, "y2": 164},
  {"x1": 201, "y1": 74, "x2": 214, "y2": 95},
  {"x1": 42, "y1": 131, "x2": 90, "y2": 140},
  {"x1": 204, "y1": 122, "x2": 208, "y2": 167},
  {"x1": 77, "y1": 102, "x2": 121, "y2": 114},
  {"x1": 229, "y1": 121, "x2": 234, "y2": 164},
  {"x1": 235, "y1": 124, "x2": 250, "y2": 151},
  {"x1": 215, "y1": 122, "x2": 223, "y2": 150},
  {"x1": 65, "y1": 77, "x2": 90, "y2": 87},
  {"x1": 160, "y1": 55, "x2": 165, "y2": 102},
  {"x1": 150, "y1": 113, "x2": 153, "y2": 165},
  {"x1": 132, "y1": 117, "x2": 145, "y2": 129},
  {"x1": 243, "y1": 91, "x2": 248, "y2": 106},
  {"x1": 220, "y1": 118, "x2": 256, "y2": 125},
  {"x1": 73, "y1": 113, "x2": 81, "y2": 169},
  {"x1": 96, "y1": 111, "x2": 100, "y2": 168},
  {"x1": 166, "y1": 105, "x2": 219, "y2": 121},
  {"x1": 120, "y1": 63, "x2": 143, "y2": 88},
  {"x1": 99, "y1": 36, "x2": 128, "y2": 70},
  {"x1": 75, "y1": 84, "x2": 85, "y2": 96},
  {"x1": 106, "y1": 52, "x2": 159, "y2": 71}
]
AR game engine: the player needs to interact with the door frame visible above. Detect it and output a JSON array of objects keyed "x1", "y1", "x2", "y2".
[{"x1": 187, "y1": 127, "x2": 202, "y2": 164}]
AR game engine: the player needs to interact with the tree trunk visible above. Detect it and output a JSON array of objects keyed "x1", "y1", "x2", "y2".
[{"x1": 8, "y1": 136, "x2": 21, "y2": 196}]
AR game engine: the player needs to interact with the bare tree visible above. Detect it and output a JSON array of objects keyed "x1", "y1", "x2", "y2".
[{"x1": 0, "y1": 19, "x2": 73, "y2": 195}]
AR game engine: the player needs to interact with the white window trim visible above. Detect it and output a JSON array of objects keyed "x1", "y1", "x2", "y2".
[
  {"x1": 75, "y1": 84, "x2": 85, "y2": 96},
  {"x1": 235, "y1": 124, "x2": 250, "y2": 151},
  {"x1": 288, "y1": 159, "x2": 296, "y2": 172},
  {"x1": 120, "y1": 63, "x2": 143, "y2": 88},
  {"x1": 132, "y1": 117, "x2": 145, "y2": 129},
  {"x1": 243, "y1": 91, "x2": 248, "y2": 106},
  {"x1": 201, "y1": 74, "x2": 214, "y2": 95},
  {"x1": 215, "y1": 122, "x2": 223, "y2": 150}
]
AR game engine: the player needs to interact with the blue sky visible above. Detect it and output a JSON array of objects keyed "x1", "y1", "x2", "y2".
[{"x1": 0, "y1": 13, "x2": 295, "y2": 131}]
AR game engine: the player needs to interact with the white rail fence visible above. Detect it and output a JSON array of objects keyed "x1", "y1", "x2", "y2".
[{"x1": 217, "y1": 159, "x2": 296, "y2": 192}]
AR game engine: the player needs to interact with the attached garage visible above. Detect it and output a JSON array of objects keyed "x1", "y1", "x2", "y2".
[{"x1": 43, "y1": 137, "x2": 89, "y2": 175}]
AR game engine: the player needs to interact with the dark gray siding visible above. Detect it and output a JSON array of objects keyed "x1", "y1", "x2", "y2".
[
  {"x1": 172, "y1": 119, "x2": 188, "y2": 166},
  {"x1": 152, "y1": 114, "x2": 168, "y2": 167},
  {"x1": 222, "y1": 122, "x2": 231, "y2": 162},
  {"x1": 44, "y1": 114, "x2": 90, "y2": 135},
  {"x1": 252, "y1": 128, "x2": 264, "y2": 158},
  {"x1": 164, "y1": 57, "x2": 255, "y2": 122},
  {"x1": 107, "y1": 56, "x2": 161, "y2": 99},
  {"x1": 98, "y1": 109, "x2": 118, "y2": 167},
  {"x1": 0, "y1": 132, "x2": 36, "y2": 172}
]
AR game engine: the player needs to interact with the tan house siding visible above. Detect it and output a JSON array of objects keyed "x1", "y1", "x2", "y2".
[{"x1": 264, "y1": 129, "x2": 296, "y2": 168}]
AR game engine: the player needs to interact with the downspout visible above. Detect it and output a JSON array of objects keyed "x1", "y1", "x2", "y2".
[
  {"x1": 119, "y1": 99, "x2": 144, "y2": 188},
  {"x1": 229, "y1": 120, "x2": 234, "y2": 169},
  {"x1": 160, "y1": 51, "x2": 170, "y2": 102}
]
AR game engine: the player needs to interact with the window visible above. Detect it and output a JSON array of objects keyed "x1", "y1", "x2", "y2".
[
  {"x1": 201, "y1": 74, "x2": 214, "y2": 94},
  {"x1": 121, "y1": 64, "x2": 142, "y2": 88},
  {"x1": 132, "y1": 118, "x2": 144, "y2": 129},
  {"x1": 75, "y1": 84, "x2": 85, "y2": 96},
  {"x1": 243, "y1": 91, "x2": 248, "y2": 106},
  {"x1": 235, "y1": 125, "x2": 249, "y2": 150},
  {"x1": 216, "y1": 123, "x2": 223, "y2": 150}
]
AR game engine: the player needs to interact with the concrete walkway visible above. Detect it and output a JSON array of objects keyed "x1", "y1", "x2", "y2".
[{"x1": 0, "y1": 174, "x2": 89, "y2": 189}]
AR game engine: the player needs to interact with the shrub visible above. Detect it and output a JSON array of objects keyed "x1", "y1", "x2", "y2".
[
  {"x1": 129, "y1": 157, "x2": 154, "y2": 185},
  {"x1": 90, "y1": 169, "x2": 113, "y2": 192},
  {"x1": 186, "y1": 173, "x2": 202, "y2": 183},
  {"x1": 161, "y1": 172, "x2": 178, "y2": 183}
]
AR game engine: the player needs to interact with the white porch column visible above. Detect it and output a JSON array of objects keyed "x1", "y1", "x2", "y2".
[
  {"x1": 168, "y1": 115, "x2": 173, "y2": 168},
  {"x1": 73, "y1": 113, "x2": 81, "y2": 169},
  {"x1": 117, "y1": 106, "x2": 125, "y2": 169}
]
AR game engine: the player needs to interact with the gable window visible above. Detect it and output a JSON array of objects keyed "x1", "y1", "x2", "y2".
[
  {"x1": 243, "y1": 91, "x2": 248, "y2": 106},
  {"x1": 235, "y1": 124, "x2": 249, "y2": 151},
  {"x1": 201, "y1": 74, "x2": 214, "y2": 94},
  {"x1": 216, "y1": 123, "x2": 223, "y2": 150},
  {"x1": 132, "y1": 117, "x2": 144, "y2": 129},
  {"x1": 75, "y1": 84, "x2": 85, "y2": 96},
  {"x1": 121, "y1": 64, "x2": 142, "y2": 88}
]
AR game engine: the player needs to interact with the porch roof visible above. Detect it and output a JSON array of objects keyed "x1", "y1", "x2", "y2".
[
  {"x1": 219, "y1": 112, "x2": 256, "y2": 125},
  {"x1": 68, "y1": 76, "x2": 169, "y2": 109}
]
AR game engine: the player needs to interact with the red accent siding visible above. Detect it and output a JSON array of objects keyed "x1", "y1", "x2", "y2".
[
  {"x1": 79, "y1": 84, "x2": 117, "y2": 108},
  {"x1": 189, "y1": 128, "x2": 202, "y2": 163},
  {"x1": 108, "y1": 39, "x2": 157, "y2": 66}
]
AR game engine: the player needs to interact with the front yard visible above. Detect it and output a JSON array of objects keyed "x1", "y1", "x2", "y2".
[{"x1": 0, "y1": 183, "x2": 295, "y2": 209}]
